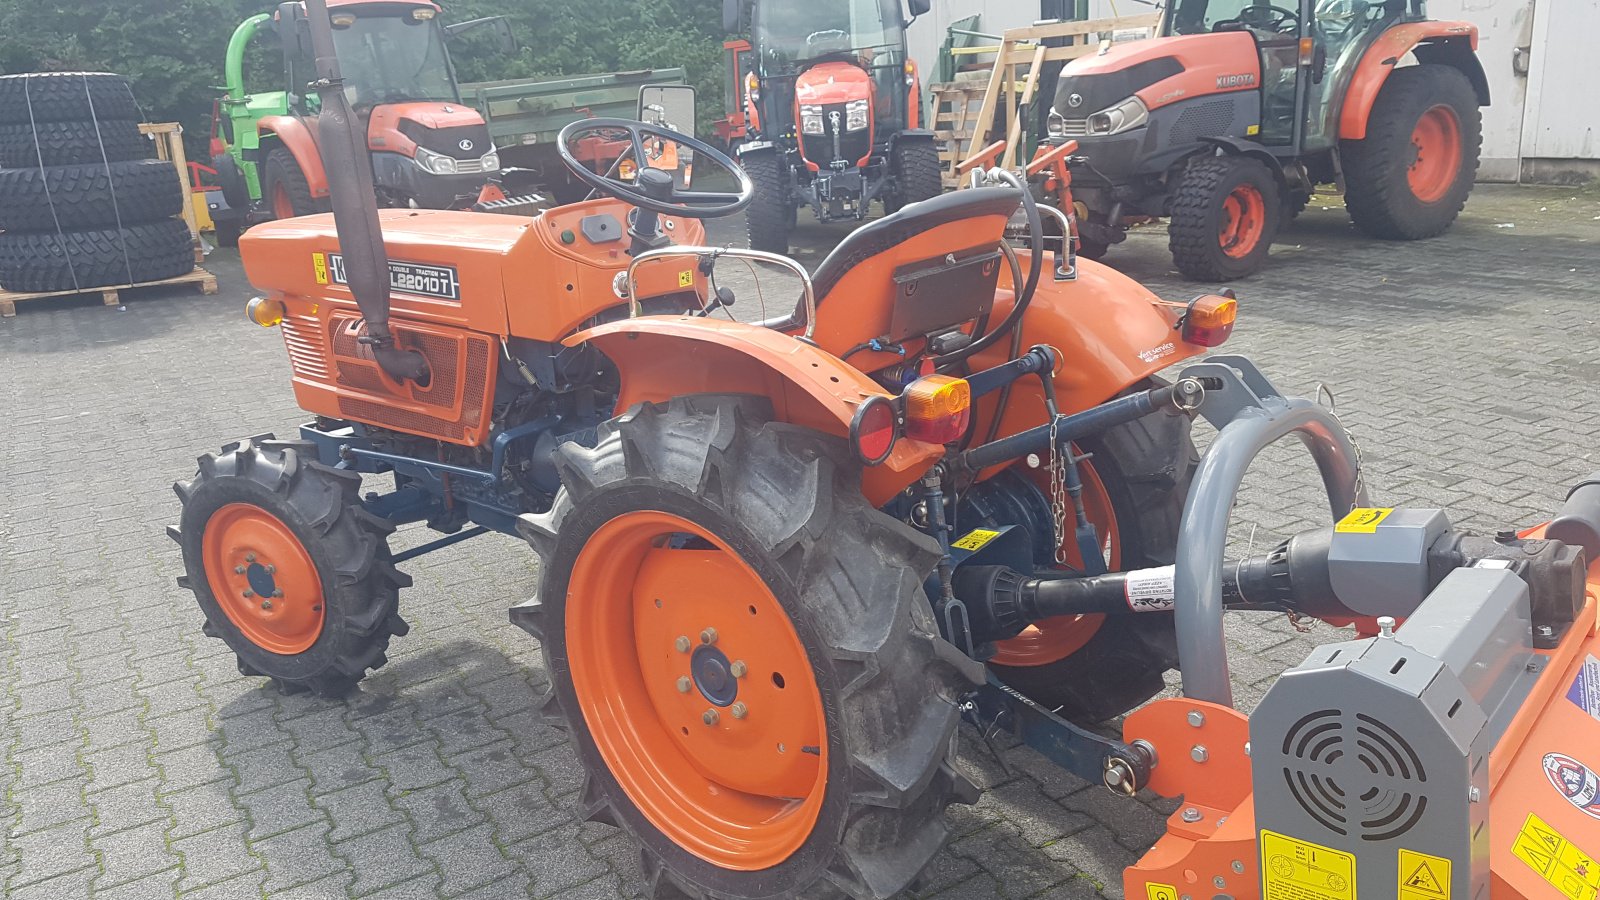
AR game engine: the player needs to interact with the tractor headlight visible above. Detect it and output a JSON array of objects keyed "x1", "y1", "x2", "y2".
[
  {"x1": 480, "y1": 150, "x2": 500, "y2": 172},
  {"x1": 414, "y1": 146, "x2": 458, "y2": 175},
  {"x1": 845, "y1": 99, "x2": 869, "y2": 132},
  {"x1": 1086, "y1": 96, "x2": 1148, "y2": 136},
  {"x1": 800, "y1": 104, "x2": 825, "y2": 135},
  {"x1": 1047, "y1": 110, "x2": 1066, "y2": 137}
]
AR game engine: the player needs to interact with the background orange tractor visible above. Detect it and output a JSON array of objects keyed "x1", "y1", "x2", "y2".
[{"x1": 1009, "y1": 0, "x2": 1487, "y2": 280}]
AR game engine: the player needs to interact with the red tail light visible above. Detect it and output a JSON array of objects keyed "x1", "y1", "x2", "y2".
[
  {"x1": 850, "y1": 396, "x2": 899, "y2": 465},
  {"x1": 1182, "y1": 293, "x2": 1237, "y2": 347}
]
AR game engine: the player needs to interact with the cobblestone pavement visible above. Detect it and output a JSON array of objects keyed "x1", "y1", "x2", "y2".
[{"x1": 2, "y1": 184, "x2": 1598, "y2": 900}]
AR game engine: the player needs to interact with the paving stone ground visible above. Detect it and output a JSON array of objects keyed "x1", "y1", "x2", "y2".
[{"x1": 2, "y1": 183, "x2": 1598, "y2": 900}]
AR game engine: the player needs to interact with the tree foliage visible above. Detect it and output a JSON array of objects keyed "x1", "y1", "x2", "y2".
[{"x1": 0, "y1": 0, "x2": 729, "y2": 157}]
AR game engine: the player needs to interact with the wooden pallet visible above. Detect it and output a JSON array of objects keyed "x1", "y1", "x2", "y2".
[
  {"x1": 930, "y1": 79, "x2": 993, "y2": 188},
  {"x1": 0, "y1": 266, "x2": 218, "y2": 317},
  {"x1": 960, "y1": 15, "x2": 1161, "y2": 170}
]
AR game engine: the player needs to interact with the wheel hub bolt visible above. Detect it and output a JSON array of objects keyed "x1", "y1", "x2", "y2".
[
  {"x1": 234, "y1": 565, "x2": 246, "y2": 574},
  {"x1": 271, "y1": 589, "x2": 283, "y2": 598},
  {"x1": 729, "y1": 660, "x2": 747, "y2": 679},
  {"x1": 242, "y1": 589, "x2": 254, "y2": 598},
  {"x1": 676, "y1": 676, "x2": 692, "y2": 693},
  {"x1": 700, "y1": 627, "x2": 718, "y2": 645},
  {"x1": 261, "y1": 600, "x2": 273, "y2": 610},
  {"x1": 245, "y1": 553, "x2": 256, "y2": 563},
  {"x1": 674, "y1": 635, "x2": 691, "y2": 653},
  {"x1": 265, "y1": 565, "x2": 276, "y2": 575},
  {"x1": 731, "y1": 702, "x2": 748, "y2": 719},
  {"x1": 702, "y1": 708, "x2": 720, "y2": 726},
  {"x1": 1181, "y1": 807, "x2": 1202, "y2": 823}
]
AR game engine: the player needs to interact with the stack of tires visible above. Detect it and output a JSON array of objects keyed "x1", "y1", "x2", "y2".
[{"x1": 0, "y1": 72, "x2": 193, "y2": 293}]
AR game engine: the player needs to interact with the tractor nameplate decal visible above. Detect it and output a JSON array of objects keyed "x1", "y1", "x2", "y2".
[
  {"x1": 1260, "y1": 829, "x2": 1356, "y2": 900},
  {"x1": 1397, "y1": 847, "x2": 1449, "y2": 899},
  {"x1": 1567, "y1": 654, "x2": 1600, "y2": 726},
  {"x1": 1125, "y1": 565, "x2": 1175, "y2": 612},
  {"x1": 326, "y1": 254, "x2": 462, "y2": 303},
  {"x1": 1511, "y1": 811, "x2": 1600, "y2": 897},
  {"x1": 1544, "y1": 752, "x2": 1600, "y2": 821},
  {"x1": 1216, "y1": 72, "x2": 1257, "y2": 89},
  {"x1": 1335, "y1": 507, "x2": 1392, "y2": 533},
  {"x1": 951, "y1": 529, "x2": 1000, "y2": 551}
]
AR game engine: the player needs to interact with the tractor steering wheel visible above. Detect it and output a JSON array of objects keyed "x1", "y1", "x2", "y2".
[
  {"x1": 557, "y1": 118, "x2": 753, "y2": 218},
  {"x1": 1221, "y1": 4, "x2": 1300, "y2": 33}
]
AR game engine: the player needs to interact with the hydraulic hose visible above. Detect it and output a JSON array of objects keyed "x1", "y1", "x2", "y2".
[{"x1": 933, "y1": 169, "x2": 1044, "y2": 370}]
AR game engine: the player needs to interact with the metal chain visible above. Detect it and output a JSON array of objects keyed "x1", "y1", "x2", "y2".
[
  {"x1": 1047, "y1": 415, "x2": 1069, "y2": 566},
  {"x1": 1316, "y1": 383, "x2": 1365, "y2": 511}
]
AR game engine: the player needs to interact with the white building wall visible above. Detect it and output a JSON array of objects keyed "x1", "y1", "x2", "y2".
[{"x1": 909, "y1": 0, "x2": 1598, "y2": 181}]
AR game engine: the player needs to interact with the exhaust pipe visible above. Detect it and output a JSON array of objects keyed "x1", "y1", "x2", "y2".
[{"x1": 303, "y1": 0, "x2": 429, "y2": 383}]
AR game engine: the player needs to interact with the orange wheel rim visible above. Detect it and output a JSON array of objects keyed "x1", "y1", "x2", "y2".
[
  {"x1": 202, "y1": 503, "x2": 325, "y2": 654},
  {"x1": 1408, "y1": 104, "x2": 1461, "y2": 203},
  {"x1": 1218, "y1": 183, "x2": 1267, "y2": 259},
  {"x1": 566, "y1": 510, "x2": 827, "y2": 871},
  {"x1": 271, "y1": 184, "x2": 294, "y2": 219},
  {"x1": 991, "y1": 458, "x2": 1121, "y2": 668}
]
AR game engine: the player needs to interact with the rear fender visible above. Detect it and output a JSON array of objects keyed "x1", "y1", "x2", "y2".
[
  {"x1": 258, "y1": 115, "x2": 329, "y2": 198},
  {"x1": 967, "y1": 254, "x2": 1209, "y2": 474},
  {"x1": 569, "y1": 317, "x2": 943, "y2": 505},
  {"x1": 1339, "y1": 22, "x2": 1485, "y2": 141}
]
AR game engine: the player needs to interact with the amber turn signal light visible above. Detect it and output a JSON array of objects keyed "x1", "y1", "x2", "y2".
[
  {"x1": 903, "y1": 375, "x2": 971, "y2": 445},
  {"x1": 1182, "y1": 293, "x2": 1236, "y2": 347},
  {"x1": 246, "y1": 296, "x2": 285, "y2": 328}
]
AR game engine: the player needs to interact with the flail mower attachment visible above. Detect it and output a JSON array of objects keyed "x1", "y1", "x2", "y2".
[{"x1": 946, "y1": 356, "x2": 1600, "y2": 900}]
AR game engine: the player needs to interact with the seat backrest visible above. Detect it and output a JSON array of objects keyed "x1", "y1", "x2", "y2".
[{"x1": 806, "y1": 186, "x2": 1022, "y2": 363}]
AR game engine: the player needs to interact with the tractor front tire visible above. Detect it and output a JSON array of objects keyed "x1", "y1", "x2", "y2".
[
  {"x1": 742, "y1": 151, "x2": 794, "y2": 253},
  {"x1": 1168, "y1": 155, "x2": 1281, "y2": 282},
  {"x1": 262, "y1": 146, "x2": 329, "y2": 220},
  {"x1": 985, "y1": 380, "x2": 1195, "y2": 722},
  {"x1": 172, "y1": 437, "x2": 411, "y2": 697},
  {"x1": 885, "y1": 139, "x2": 943, "y2": 213},
  {"x1": 1341, "y1": 64, "x2": 1481, "y2": 240},
  {"x1": 516, "y1": 395, "x2": 980, "y2": 899}
]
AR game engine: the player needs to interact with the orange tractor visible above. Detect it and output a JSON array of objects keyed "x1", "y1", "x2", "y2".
[
  {"x1": 975, "y1": 0, "x2": 1487, "y2": 281},
  {"x1": 172, "y1": 1, "x2": 1600, "y2": 897}
]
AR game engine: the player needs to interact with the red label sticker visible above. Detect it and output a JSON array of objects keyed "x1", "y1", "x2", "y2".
[{"x1": 1544, "y1": 752, "x2": 1600, "y2": 820}]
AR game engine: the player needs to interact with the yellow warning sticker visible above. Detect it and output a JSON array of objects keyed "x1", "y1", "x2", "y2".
[
  {"x1": 1398, "y1": 848, "x2": 1450, "y2": 899},
  {"x1": 1145, "y1": 883, "x2": 1178, "y2": 900},
  {"x1": 678, "y1": 269, "x2": 694, "y2": 287},
  {"x1": 312, "y1": 252, "x2": 329, "y2": 285},
  {"x1": 1335, "y1": 507, "x2": 1393, "y2": 534},
  {"x1": 951, "y1": 529, "x2": 1001, "y2": 552},
  {"x1": 1512, "y1": 812, "x2": 1600, "y2": 899},
  {"x1": 1261, "y1": 829, "x2": 1357, "y2": 900}
]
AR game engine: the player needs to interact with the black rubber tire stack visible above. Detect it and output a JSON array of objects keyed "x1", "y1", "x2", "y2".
[{"x1": 0, "y1": 72, "x2": 193, "y2": 294}]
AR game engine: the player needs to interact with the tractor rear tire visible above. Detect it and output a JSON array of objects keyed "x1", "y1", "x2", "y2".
[
  {"x1": 1168, "y1": 155, "x2": 1281, "y2": 282},
  {"x1": 885, "y1": 139, "x2": 943, "y2": 213},
  {"x1": 262, "y1": 146, "x2": 330, "y2": 220},
  {"x1": 742, "y1": 151, "x2": 793, "y2": 253},
  {"x1": 0, "y1": 218, "x2": 192, "y2": 293},
  {"x1": 171, "y1": 436, "x2": 411, "y2": 697},
  {"x1": 985, "y1": 379, "x2": 1195, "y2": 723},
  {"x1": 516, "y1": 394, "x2": 981, "y2": 899},
  {"x1": 0, "y1": 73, "x2": 140, "y2": 126},
  {"x1": 0, "y1": 159, "x2": 184, "y2": 232},
  {"x1": 1341, "y1": 64, "x2": 1480, "y2": 240},
  {"x1": 0, "y1": 119, "x2": 149, "y2": 168}
]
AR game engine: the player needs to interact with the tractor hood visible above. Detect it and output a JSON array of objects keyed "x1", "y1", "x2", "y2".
[
  {"x1": 1054, "y1": 32, "x2": 1258, "y2": 115},
  {"x1": 367, "y1": 102, "x2": 494, "y2": 161},
  {"x1": 794, "y1": 61, "x2": 873, "y2": 106}
]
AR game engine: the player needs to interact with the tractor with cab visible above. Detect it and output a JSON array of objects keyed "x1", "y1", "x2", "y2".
[
  {"x1": 1013, "y1": 0, "x2": 1486, "y2": 280},
  {"x1": 209, "y1": 0, "x2": 521, "y2": 245},
  {"x1": 172, "y1": 1, "x2": 1600, "y2": 897},
  {"x1": 725, "y1": 0, "x2": 945, "y2": 252}
]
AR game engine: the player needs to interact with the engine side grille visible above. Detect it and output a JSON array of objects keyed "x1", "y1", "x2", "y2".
[
  {"x1": 1170, "y1": 99, "x2": 1235, "y2": 146},
  {"x1": 280, "y1": 314, "x2": 330, "y2": 381}
]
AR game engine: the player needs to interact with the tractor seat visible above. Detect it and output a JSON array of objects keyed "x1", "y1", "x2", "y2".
[{"x1": 757, "y1": 186, "x2": 1024, "y2": 356}]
